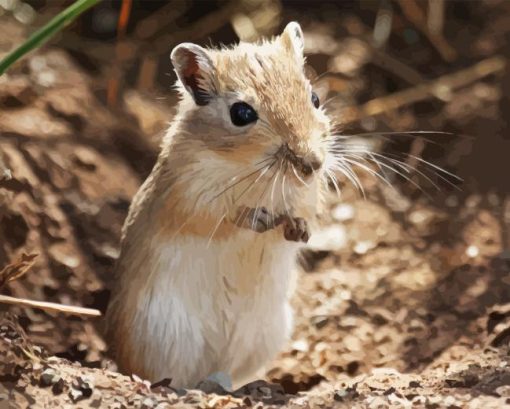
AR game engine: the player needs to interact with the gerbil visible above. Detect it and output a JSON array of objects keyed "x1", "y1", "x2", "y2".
[{"x1": 105, "y1": 22, "x2": 334, "y2": 389}]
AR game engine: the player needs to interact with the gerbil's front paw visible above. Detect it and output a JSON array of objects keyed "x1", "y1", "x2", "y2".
[
  {"x1": 235, "y1": 206, "x2": 276, "y2": 233},
  {"x1": 282, "y1": 216, "x2": 310, "y2": 243}
]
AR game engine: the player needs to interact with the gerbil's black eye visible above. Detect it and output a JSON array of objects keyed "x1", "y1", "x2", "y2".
[
  {"x1": 311, "y1": 92, "x2": 320, "y2": 108},
  {"x1": 230, "y1": 102, "x2": 258, "y2": 126}
]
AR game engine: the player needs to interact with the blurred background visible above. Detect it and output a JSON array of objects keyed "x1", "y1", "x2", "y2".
[{"x1": 1, "y1": 0, "x2": 510, "y2": 406}]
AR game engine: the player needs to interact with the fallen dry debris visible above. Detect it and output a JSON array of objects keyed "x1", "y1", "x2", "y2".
[
  {"x1": 0, "y1": 314, "x2": 303, "y2": 408},
  {"x1": 0, "y1": 295, "x2": 101, "y2": 318},
  {"x1": 3, "y1": 312, "x2": 510, "y2": 408},
  {"x1": 0, "y1": 253, "x2": 101, "y2": 317},
  {"x1": 0, "y1": 314, "x2": 245, "y2": 408},
  {"x1": 342, "y1": 56, "x2": 506, "y2": 124},
  {"x1": 0, "y1": 253, "x2": 37, "y2": 290}
]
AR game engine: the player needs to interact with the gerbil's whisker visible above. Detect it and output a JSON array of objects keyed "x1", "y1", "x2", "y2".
[
  {"x1": 331, "y1": 159, "x2": 366, "y2": 198},
  {"x1": 329, "y1": 130, "x2": 470, "y2": 150},
  {"x1": 234, "y1": 161, "x2": 277, "y2": 228},
  {"x1": 208, "y1": 158, "x2": 273, "y2": 204},
  {"x1": 207, "y1": 213, "x2": 227, "y2": 248},
  {"x1": 291, "y1": 163, "x2": 308, "y2": 187},
  {"x1": 233, "y1": 160, "x2": 275, "y2": 204},
  {"x1": 329, "y1": 145, "x2": 461, "y2": 191},
  {"x1": 341, "y1": 155, "x2": 400, "y2": 191},
  {"x1": 325, "y1": 168, "x2": 341, "y2": 197},
  {"x1": 237, "y1": 160, "x2": 279, "y2": 229},
  {"x1": 176, "y1": 160, "x2": 274, "y2": 243},
  {"x1": 343, "y1": 154, "x2": 431, "y2": 198},
  {"x1": 281, "y1": 162, "x2": 292, "y2": 219},
  {"x1": 269, "y1": 160, "x2": 282, "y2": 222}
]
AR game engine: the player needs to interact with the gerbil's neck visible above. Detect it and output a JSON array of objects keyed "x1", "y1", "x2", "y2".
[{"x1": 126, "y1": 112, "x2": 236, "y2": 242}]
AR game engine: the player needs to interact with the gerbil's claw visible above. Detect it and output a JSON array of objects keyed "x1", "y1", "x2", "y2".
[
  {"x1": 250, "y1": 207, "x2": 275, "y2": 233},
  {"x1": 235, "y1": 207, "x2": 309, "y2": 242},
  {"x1": 235, "y1": 206, "x2": 276, "y2": 233},
  {"x1": 283, "y1": 217, "x2": 310, "y2": 243}
]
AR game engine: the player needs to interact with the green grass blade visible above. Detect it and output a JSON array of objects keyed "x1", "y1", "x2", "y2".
[{"x1": 0, "y1": 0, "x2": 100, "y2": 75}]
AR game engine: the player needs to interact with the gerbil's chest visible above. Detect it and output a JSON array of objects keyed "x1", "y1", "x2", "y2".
[{"x1": 144, "y1": 230, "x2": 298, "y2": 328}]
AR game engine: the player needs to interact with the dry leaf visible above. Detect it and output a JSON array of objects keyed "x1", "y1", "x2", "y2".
[{"x1": 0, "y1": 253, "x2": 38, "y2": 291}]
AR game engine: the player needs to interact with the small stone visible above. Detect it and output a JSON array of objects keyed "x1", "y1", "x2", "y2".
[
  {"x1": 384, "y1": 386, "x2": 396, "y2": 395},
  {"x1": 141, "y1": 397, "x2": 155, "y2": 408},
  {"x1": 291, "y1": 339, "x2": 309, "y2": 352},
  {"x1": 39, "y1": 368, "x2": 60, "y2": 387},
  {"x1": 496, "y1": 385, "x2": 510, "y2": 397},
  {"x1": 466, "y1": 245, "x2": 479, "y2": 258},
  {"x1": 195, "y1": 379, "x2": 228, "y2": 395},
  {"x1": 69, "y1": 388, "x2": 83, "y2": 402},
  {"x1": 52, "y1": 378, "x2": 65, "y2": 395},
  {"x1": 90, "y1": 398, "x2": 103, "y2": 408},
  {"x1": 334, "y1": 389, "x2": 348, "y2": 401},
  {"x1": 258, "y1": 386, "x2": 272, "y2": 398},
  {"x1": 408, "y1": 380, "x2": 421, "y2": 388},
  {"x1": 76, "y1": 376, "x2": 94, "y2": 398},
  {"x1": 307, "y1": 224, "x2": 347, "y2": 251},
  {"x1": 332, "y1": 203, "x2": 354, "y2": 222},
  {"x1": 353, "y1": 240, "x2": 375, "y2": 255}
]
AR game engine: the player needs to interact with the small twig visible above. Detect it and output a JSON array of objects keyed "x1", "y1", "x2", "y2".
[
  {"x1": 373, "y1": 0, "x2": 393, "y2": 48},
  {"x1": 107, "y1": 0, "x2": 133, "y2": 108},
  {"x1": 370, "y1": 47, "x2": 425, "y2": 84},
  {"x1": 343, "y1": 56, "x2": 506, "y2": 124},
  {"x1": 150, "y1": 1, "x2": 240, "y2": 56},
  {"x1": 0, "y1": 294, "x2": 101, "y2": 317},
  {"x1": 407, "y1": 137, "x2": 426, "y2": 173},
  {"x1": 134, "y1": 0, "x2": 189, "y2": 40},
  {"x1": 398, "y1": 0, "x2": 456, "y2": 62},
  {"x1": 503, "y1": 195, "x2": 510, "y2": 253},
  {"x1": 0, "y1": 253, "x2": 101, "y2": 317},
  {"x1": 427, "y1": 0, "x2": 445, "y2": 36}
]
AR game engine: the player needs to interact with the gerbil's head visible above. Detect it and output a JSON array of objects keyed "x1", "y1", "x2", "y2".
[{"x1": 170, "y1": 22, "x2": 333, "y2": 216}]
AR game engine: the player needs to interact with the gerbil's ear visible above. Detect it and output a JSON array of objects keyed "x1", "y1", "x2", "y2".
[
  {"x1": 171, "y1": 43, "x2": 216, "y2": 106},
  {"x1": 280, "y1": 21, "x2": 305, "y2": 63}
]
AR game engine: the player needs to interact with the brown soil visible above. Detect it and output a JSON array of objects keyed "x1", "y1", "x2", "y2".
[{"x1": 1, "y1": 2, "x2": 510, "y2": 408}]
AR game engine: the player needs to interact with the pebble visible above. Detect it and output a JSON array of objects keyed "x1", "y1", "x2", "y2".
[
  {"x1": 291, "y1": 339, "x2": 309, "y2": 352},
  {"x1": 307, "y1": 224, "x2": 347, "y2": 251},
  {"x1": 466, "y1": 245, "x2": 479, "y2": 258},
  {"x1": 39, "y1": 368, "x2": 61, "y2": 387},
  {"x1": 69, "y1": 388, "x2": 84, "y2": 402},
  {"x1": 354, "y1": 240, "x2": 375, "y2": 255},
  {"x1": 332, "y1": 203, "x2": 355, "y2": 222},
  {"x1": 52, "y1": 378, "x2": 65, "y2": 395}
]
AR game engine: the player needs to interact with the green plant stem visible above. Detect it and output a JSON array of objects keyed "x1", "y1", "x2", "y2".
[{"x1": 0, "y1": 0, "x2": 100, "y2": 75}]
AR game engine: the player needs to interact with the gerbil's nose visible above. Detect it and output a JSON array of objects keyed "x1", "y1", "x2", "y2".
[{"x1": 301, "y1": 154, "x2": 322, "y2": 176}]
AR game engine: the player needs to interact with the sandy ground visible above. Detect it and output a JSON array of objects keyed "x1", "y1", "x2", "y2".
[{"x1": 1, "y1": 3, "x2": 510, "y2": 407}]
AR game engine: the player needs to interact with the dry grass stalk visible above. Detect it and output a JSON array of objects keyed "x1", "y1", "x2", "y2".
[
  {"x1": 0, "y1": 253, "x2": 101, "y2": 317},
  {"x1": 0, "y1": 294, "x2": 102, "y2": 317},
  {"x1": 343, "y1": 56, "x2": 506, "y2": 124}
]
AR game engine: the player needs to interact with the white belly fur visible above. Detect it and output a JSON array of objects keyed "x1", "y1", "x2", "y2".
[{"x1": 126, "y1": 229, "x2": 298, "y2": 388}]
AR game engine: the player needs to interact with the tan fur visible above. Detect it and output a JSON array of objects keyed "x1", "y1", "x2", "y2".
[{"x1": 105, "y1": 22, "x2": 332, "y2": 387}]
